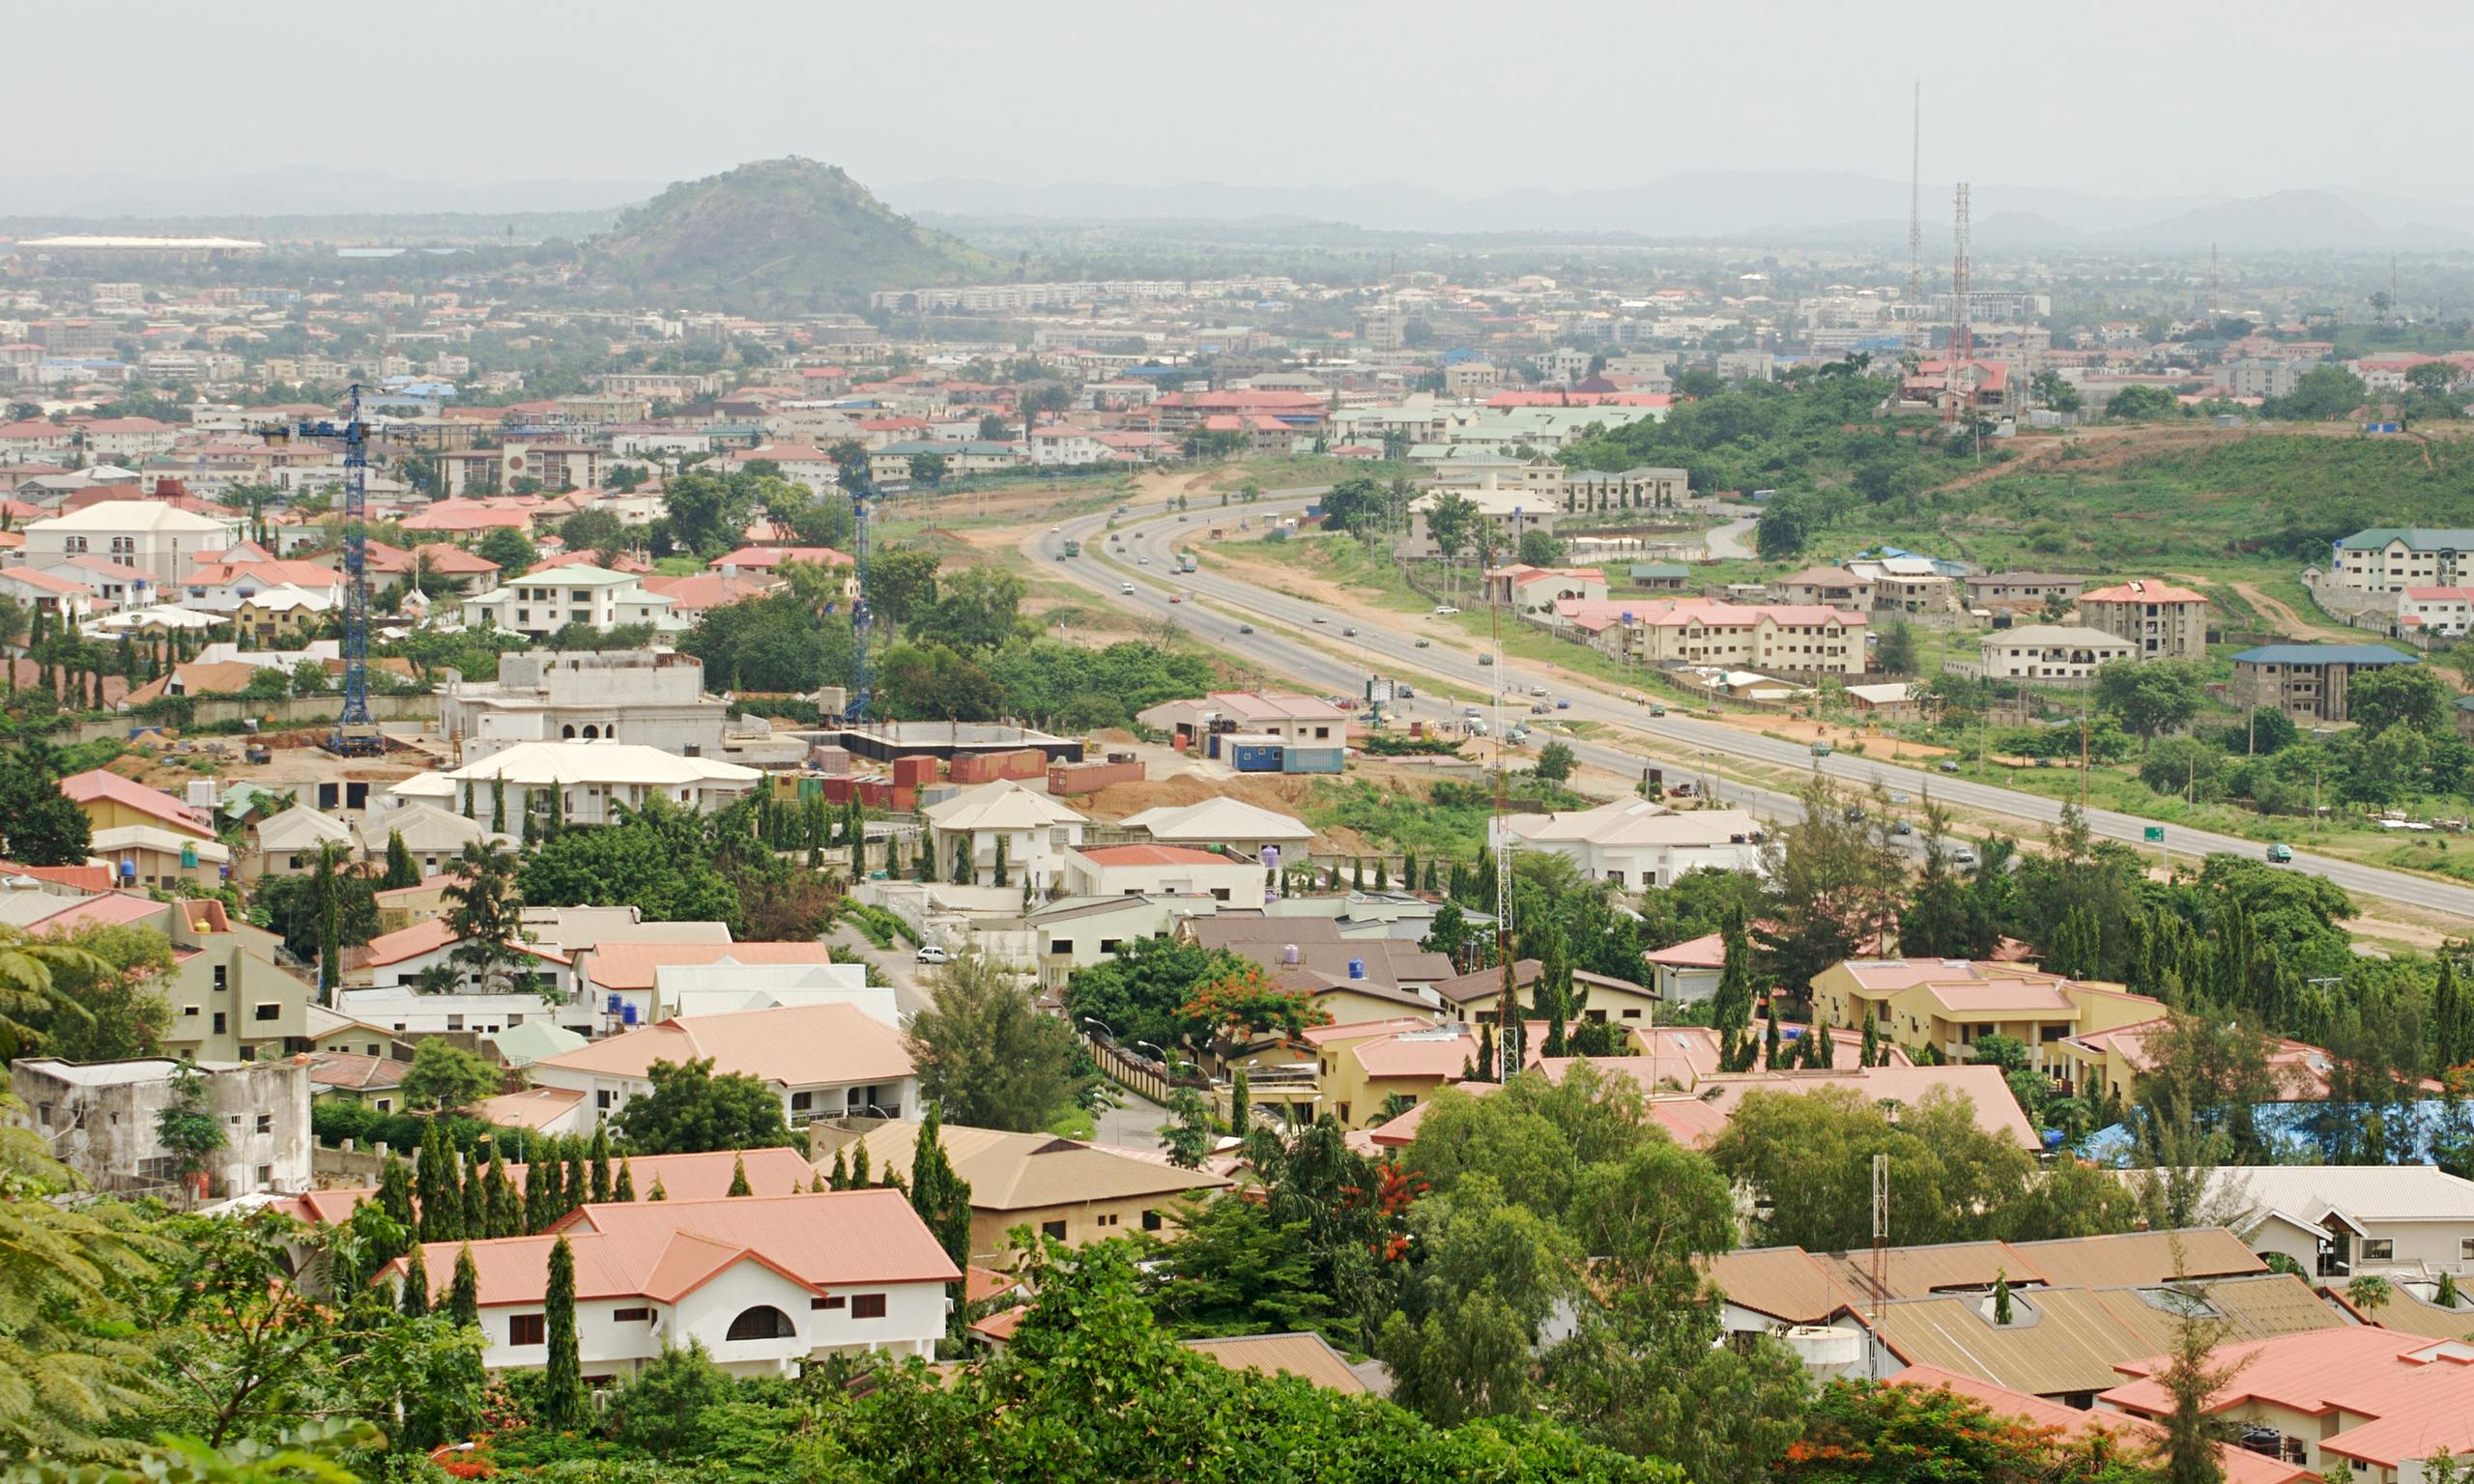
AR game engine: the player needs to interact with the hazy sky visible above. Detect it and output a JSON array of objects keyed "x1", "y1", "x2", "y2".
[{"x1": 17, "y1": 0, "x2": 2474, "y2": 202}]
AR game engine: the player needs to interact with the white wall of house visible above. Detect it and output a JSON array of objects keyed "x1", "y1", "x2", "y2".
[{"x1": 466, "y1": 1268, "x2": 944, "y2": 1380}]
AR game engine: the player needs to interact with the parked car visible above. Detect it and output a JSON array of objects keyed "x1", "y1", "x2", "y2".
[
  {"x1": 1532, "y1": 685, "x2": 1550, "y2": 697},
  {"x1": 1434, "y1": 605, "x2": 1459, "y2": 615},
  {"x1": 1396, "y1": 685, "x2": 1415, "y2": 699},
  {"x1": 914, "y1": 945, "x2": 951, "y2": 965},
  {"x1": 1892, "y1": 820, "x2": 1913, "y2": 836},
  {"x1": 1238, "y1": 623, "x2": 1253, "y2": 634},
  {"x1": 1531, "y1": 702, "x2": 1551, "y2": 715},
  {"x1": 1938, "y1": 759, "x2": 1960, "y2": 774},
  {"x1": 1811, "y1": 741, "x2": 1833, "y2": 757},
  {"x1": 1950, "y1": 845, "x2": 1978, "y2": 866},
  {"x1": 1649, "y1": 703, "x2": 1666, "y2": 717}
]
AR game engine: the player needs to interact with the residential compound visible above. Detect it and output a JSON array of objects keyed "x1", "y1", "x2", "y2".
[
  {"x1": 2326, "y1": 528, "x2": 2474, "y2": 594},
  {"x1": 2229, "y1": 643, "x2": 2421, "y2": 724},
  {"x1": 2075, "y1": 580, "x2": 2207, "y2": 660},
  {"x1": 1807, "y1": 957, "x2": 2167, "y2": 1079},
  {"x1": 1548, "y1": 597, "x2": 1867, "y2": 674}
]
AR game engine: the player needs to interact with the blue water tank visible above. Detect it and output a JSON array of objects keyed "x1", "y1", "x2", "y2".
[
  {"x1": 606, "y1": 994, "x2": 624, "y2": 1014},
  {"x1": 620, "y1": 1004, "x2": 639, "y2": 1025},
  {"x1": 1347, "y1": 959, "x2": 1366, "y2": 981}
]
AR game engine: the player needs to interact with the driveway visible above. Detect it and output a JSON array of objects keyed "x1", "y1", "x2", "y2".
[
  {"x1": 1092, "y1": 1089, "x2": 1170, "y2": 1152},
  {"x1": 823, "y1": 922, "x2": 933, "y2": 1021}
]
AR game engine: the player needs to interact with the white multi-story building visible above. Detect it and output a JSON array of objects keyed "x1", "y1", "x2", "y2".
[
  {"x1": 1976, "y1": 623, "x2": 2137, "y2": 682},
  {"x1": 437, "y1": 650, "x2": 734, "y2": 763},
  {"x1": 458, "y1": 565, "x2": 685, "y2": 640},
  {"x1": 2329, "y1": 528, "x2": 2474, "y2": 594},
  {"x1": 921, "y1": 781, "x2": 1089, "y2": 893},
  {"x1": 1490, "y1": 798, "x2": 1764, "y2": 891},
  {"x1": 529, "y1": 1003, "x2": 916, "y2": 1128},
  {"x1": 21, "y1": 502, "x2": 243, "y2": 585}
]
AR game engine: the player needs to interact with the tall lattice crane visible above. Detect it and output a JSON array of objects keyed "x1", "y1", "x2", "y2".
[{"x1": 259, "y1": 385, "x2": 380, "y2": 755}]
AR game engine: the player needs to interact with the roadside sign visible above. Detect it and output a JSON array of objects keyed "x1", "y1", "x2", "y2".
[{"x1": 2143, "y1": 826, "x2": 2165, "y2": 843}]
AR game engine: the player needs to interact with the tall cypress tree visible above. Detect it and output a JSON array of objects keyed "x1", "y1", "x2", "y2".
[
  {"x1": 540, "y1": 1236, "x2": 588, "y2": 1431},
  {"x1": 647, "y1": 1173, "x2": 668, "y2": 1201},
  {"x1": 459, "y1": 1153, "x2": 486, "y2": 1237},
  {"x1": 907, "y1": 1103, "x2": 974, "y2": 1274},
  {"x1": 1860, "y1": 1010, "x2": 1883, "y2": 1068},
  {"x1": 1712, "y1": 899, "x2": 1756, "y2": 1038},
  {"x1": 485, "y1": 1143, "x2": 523, "y2": 1238},
  {"x1": 1477, "y1": 1021, "x2": 1497, "y2": 1080},
  {"x1": 376, "y1": 1156, "x2": 417, "y2": 1247},
  {"x1": 490, "y1": 774, "x2": 506, "y2": 834},
  {"x1": 613, "y1": 1159, "x2": 636, "y2": 1202},
  {"x1": 1763, "y1": 1011, "x2": 1782, "y2": 1070},
  {"x1": 589, "y1": 1126, "x2": 613, "y2": 1204},
  {"x1": 447, "y1": 1244, "x2": 480, "y2": 1327},
  {"x1": 829, "y1": 1148, "x2": 850, "y2": 1190},
  {"x1": 1816, "y1": 1014, "x2": 1837, "y2": 1068},
  {"x1": 851, "y1": 1141, "x2": 871, "y2": 1186},
  {"x1": 564, "y1": 1137, "x2": 590, "y2": 1215},
  {"x1": 400, "y1": 1245, "x2": 431, "y2": 1317},
  {"x1": 2437, "y1": 954, "x2": 2468, "y2": 1072},
  {"x1": 416, "y1": 1119, "x2": 456, "y2": 1241},
  {"x1": 523, "y1": 1153, "x2": 554, "y2": 1233},
  {"x1": 728, "y1": 1155, "x2": 752, "y2": 1197},
  {"x1": 384, "y1": 829, "x2": 420, "y2": 889}
]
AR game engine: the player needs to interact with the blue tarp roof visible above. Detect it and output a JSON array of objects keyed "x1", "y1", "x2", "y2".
[{"x1": 2231, "y1": 644, "x2": 2417, "y2": 667}]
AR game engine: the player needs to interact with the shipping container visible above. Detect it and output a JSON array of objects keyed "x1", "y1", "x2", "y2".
[
  {"x1": 1048, "y1": 759, "x2": 1145, "y2": 794},
  {"x1": 999, "y1": 748, "x2": 1050, "y2": 780},
  {"x1": 1231, "y1": 743, "x2": 1285, "y2": 772},
  {"x1": 890, "y1": 755, "x2": 939, "y2": 787},
  {"x1": 1280, "y1": 746, "x2": 1345, "y2": 775}
]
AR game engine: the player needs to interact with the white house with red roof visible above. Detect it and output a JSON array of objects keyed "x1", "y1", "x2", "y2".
[
  {"x1": 389, "y1": 1189, "x2": 959, "y2": 1378},
  {"x1": 2395, "y1": 585, "x2": 2474, "y2": 640},
  {"x1": 21, "y1": 500, "x2": 243, "y2": 585},
  {"x1": 0, "y1": 565, "x2": 99, "y2": 620},
  {"x1": 2077, "y1": 578, "x2": 2209, "y2": 660},
  {"x1": 1062, "y1": 843, "x2": 1267, "y2": 903},
  {"x1": 528, "y1": 1003, "x2": 917, "y2": 1127}
]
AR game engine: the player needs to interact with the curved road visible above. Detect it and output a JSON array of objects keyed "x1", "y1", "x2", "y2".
[{"x1": 1027, "y1": 495, "x2": 2474, "y2": 920}]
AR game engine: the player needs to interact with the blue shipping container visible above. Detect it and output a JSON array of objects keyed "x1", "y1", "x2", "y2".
[
  {"x1": 1231, "y1": 743, "x2": 1286, "y2": 772},
  {"x1": 1280, "y1": 746, "x2": 1344, "y2": 775}
]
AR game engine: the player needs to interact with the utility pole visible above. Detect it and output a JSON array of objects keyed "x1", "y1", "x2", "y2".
[{"x1": 1906, "y1": 83, "x2": 1924, "y2": 309}]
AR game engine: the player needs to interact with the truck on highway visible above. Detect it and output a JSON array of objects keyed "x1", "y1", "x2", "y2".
[
  {"x1": 1059, "y1": 538, "x2": 1080, "y2": 558},
  {"x1": 1177, "y1": 551, "x2": 1198, "y2": 573}
]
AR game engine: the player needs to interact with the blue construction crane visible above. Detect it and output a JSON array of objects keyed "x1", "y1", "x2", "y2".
[
  {"x1": 845, "y1": 465, "x2": 874, "y2": 722},
  {"x1": 259, "y1": 385, "x2": 380, "y2": 755}
]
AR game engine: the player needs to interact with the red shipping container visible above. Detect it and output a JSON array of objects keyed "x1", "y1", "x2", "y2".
[
  {"x1": 1000, "y1": 748, "x2": 1049, "y2": 780},
  {"x1": 949, "y1": 753, "x2": 997, "y2": 785},
  {"x1": 891, "y1": 785, "x2": 916, "y2": 813},
  {"x1": 890, "y1": 755, "x2": 938, "y2": 787},
  {"x1": 1049, "y1": 759, "x2": 1144, "y2": 794}
]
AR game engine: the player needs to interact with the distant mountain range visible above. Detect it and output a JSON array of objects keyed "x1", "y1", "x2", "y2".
[
  {"x1": 14, "y1": 164, "x2": 2474, "y2": 254},
  {"x1": 887, "y1": 172, "x2": 2474, "y2": 251},
  {"x1": 0, "y1": 167, "x2": 666, "y2": 219}
]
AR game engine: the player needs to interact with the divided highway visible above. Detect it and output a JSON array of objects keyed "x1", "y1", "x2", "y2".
[{"x1": 1025, "y1": 496, "x2": 2474, "y2": 921}]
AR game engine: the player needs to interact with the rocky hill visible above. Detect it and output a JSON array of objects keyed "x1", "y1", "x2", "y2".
[{"x1": 585, "y1": 157, "x2": 996, "y2": 307}]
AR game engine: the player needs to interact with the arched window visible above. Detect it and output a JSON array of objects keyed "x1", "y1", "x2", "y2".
[
  {"x1": 725, "y1": 1304, "x2": 795, "y2": 1342},
  {"x1": 561, "y1": 725, "x2": 576, "y2": 738},
  {"x1": 582, "y1": 725, "x2": 599, "y2": 739}
]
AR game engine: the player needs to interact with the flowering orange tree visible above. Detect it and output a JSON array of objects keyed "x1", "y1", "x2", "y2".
[{"x1": 1174, "y1": 962, "x2": 1333, "y2": 1045}]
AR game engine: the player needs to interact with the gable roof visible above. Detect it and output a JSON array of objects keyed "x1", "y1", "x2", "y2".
[
  {"x1": 1119, "y1": 796, "x2": 1314, "y2": 842},
  {"x1": 2231, "y1": 643, "x2": 2417, "y2": 667},
  {"x1": 397, "y1": 1188, "x2": 958, "y2": 1308},
  {"x1": 829, "y1": 1120, "x2": 1231, "y2": 1210},
  {"x1": 532, "y1": 1003, "x2": 911, "y2": 1087},
  {"x1": 59, "y1": 768, "x2": 213, "y2": 837}
]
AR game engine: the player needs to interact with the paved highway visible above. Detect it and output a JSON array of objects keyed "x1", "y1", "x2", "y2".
[{"x1": 1025, "y1": 496, "x2": 2474, "y2": 920}]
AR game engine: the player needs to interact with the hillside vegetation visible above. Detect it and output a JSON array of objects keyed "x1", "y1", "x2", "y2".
[{"x1": 585, "y1": 157, "x2": 997, "y2": 307}]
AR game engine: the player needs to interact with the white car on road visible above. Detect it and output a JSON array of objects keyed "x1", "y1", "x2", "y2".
[
  {"x1": 1433, "y1": 605, "x2": 1459, "y2": 615},
  {"x1": 914, "y1": 944, "x2": 952, "y2": 965}
]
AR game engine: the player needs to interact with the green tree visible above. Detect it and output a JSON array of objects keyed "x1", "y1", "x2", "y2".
[
  {"x1": 2094, "y1": 658, "x2": 2209, "y2": 753},
  {"x1": 1533, "y1": 740, "x2": 1576, "y2": 783},
  {"x1": 1754, "y1": 494, "x2": 1813, "y2": 559},
  {"x1": 607, "y1": 1339, "x2": 731, "y2": 1459},
  {"x1": 399, "y1": 1040, "x2": 501, "y2": 1115},
  {"x1": 154, "y1": 1063, "x2": 226, "y2": 1195},
  {"x1": 0, "y1": 747, "x2": 93, "y2": 866},
  {"x1": 907, "y1": 450, "x2": 949, "y2": 484},
  {"x1": 539, "y1": 1235, "x2": 588, "y2": 1431},
  {"x1": 475, "y1": 526, "x2": 537, "y2": 573},
  {"x1": 381, "y1": 829, "x2": 420, "y2": 889},
  {"x1": 907, "y1": 1102, "x2": 975, "y2": 1275},
  {"x1": 447, "y1": 1244, "x2": 480, "y2": 1327},
  {"x1": 612, "y1": 1056, "x2": 796, "y2": 1153},
  {"x1": 2346, "y1": 663, "x2": 2451, "y2": 735},
  {"x1": 906, "y1": 954, "x2": 1097, "y2": 1131}
]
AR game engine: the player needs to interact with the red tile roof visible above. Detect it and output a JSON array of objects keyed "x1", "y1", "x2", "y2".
[
  {"x1": 59, "y1": 768, "x2": 212, "y2": 836},
  {"x1": 532, "y1": 1003, "x2": 911, "y2": 1087},
  {"x1": 398, "y1": 1188, "x2": 959, "y2": 1308},
  {"x1": 2079, "y1": 580, "x2": 2206, "y2": 606},
  {"x1": 1075, "y1": 844, "x2": 1239, "y2": 868}
]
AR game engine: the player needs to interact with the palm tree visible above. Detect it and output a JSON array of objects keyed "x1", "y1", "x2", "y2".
[
  {"x1": 0, "y1": 926, "x2": 111, "y2": 1058},
  {"x1": 2346, "y1": 1273, "x2": 2395, "y2": 1319}
]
